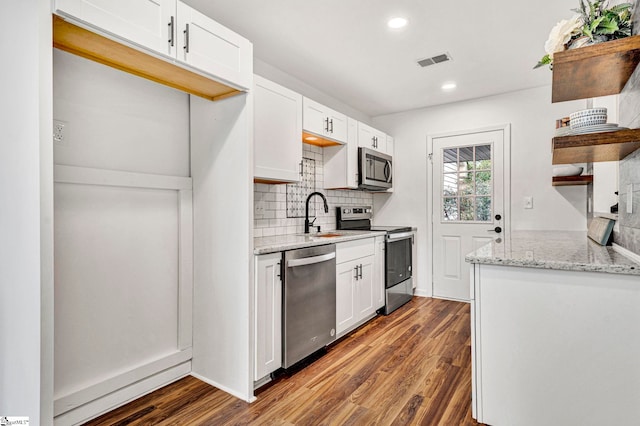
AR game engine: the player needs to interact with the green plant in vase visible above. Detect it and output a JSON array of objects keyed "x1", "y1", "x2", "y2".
[{"x1": 535, "y1": 0, "x2": 633, "y2": 69}]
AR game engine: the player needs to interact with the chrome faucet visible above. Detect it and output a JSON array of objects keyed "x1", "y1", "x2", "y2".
[{"x1": 304, "y1": 191, "x2": 329, "y2": 234}]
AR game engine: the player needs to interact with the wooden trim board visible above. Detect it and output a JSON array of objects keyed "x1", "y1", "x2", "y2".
[{"x1": 53, "y1": 15, "x2": 241, "y2": 101}]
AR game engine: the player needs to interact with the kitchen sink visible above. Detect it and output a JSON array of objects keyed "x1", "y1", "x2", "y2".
[{"x1": 314, "y1": 233, "x2": 344, "y2": 238}]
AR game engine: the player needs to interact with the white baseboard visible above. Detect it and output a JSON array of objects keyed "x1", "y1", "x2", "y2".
[
  {"x1": 190, "y1": 372, "x2": 257, "y2": 403},
  {"x1": 413, "y1": 289, "x2": 432, "y2": 298},
  {"x1": 54, "y1": 361, "x2": 191, "y2": 426}
]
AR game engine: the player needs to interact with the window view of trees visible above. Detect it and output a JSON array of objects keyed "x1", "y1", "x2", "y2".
[{"x1": 443, "y1": 145, "x2": 492, "y2": 222}]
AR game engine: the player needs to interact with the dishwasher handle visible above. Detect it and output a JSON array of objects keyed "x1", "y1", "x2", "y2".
[{"x1": 287, "y1": 251, "x2": 336, "y2": 268}]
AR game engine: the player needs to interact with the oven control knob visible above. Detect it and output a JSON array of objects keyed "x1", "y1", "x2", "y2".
[{"x1": 344, "y1": 208, "x2": 351, "y2": 214}]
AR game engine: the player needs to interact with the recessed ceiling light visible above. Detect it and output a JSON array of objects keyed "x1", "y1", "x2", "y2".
[
  {"x1": 387, "y1": 17, "x2": 408, "y2": 29},
  {"x1": 305, "y1": 136, "x2": 318, "y2": 141},
  {"x1": 441, "y1": 82, "x2": 457, "y2": 91}
]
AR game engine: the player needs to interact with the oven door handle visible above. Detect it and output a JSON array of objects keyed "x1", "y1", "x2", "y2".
[{"x1": 386, "y1": 231, "x2": 414, "y2": 242}]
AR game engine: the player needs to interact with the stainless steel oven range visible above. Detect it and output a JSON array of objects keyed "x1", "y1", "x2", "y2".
[{"x1": 336, "y1": 206, "x2": 413, "y2": 315}]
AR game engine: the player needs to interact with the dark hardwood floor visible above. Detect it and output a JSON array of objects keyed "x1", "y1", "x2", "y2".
[{"x1": 85, "y1": 297, "x2": 481, "y2": 425}]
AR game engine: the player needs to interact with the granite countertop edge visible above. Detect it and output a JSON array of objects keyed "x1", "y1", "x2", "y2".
[
  {"x1": 464, "y1": 231, "x2": 640, "y2": 276},
  {"x1": 254, "y1": 230, "x2": 388, "y2": 255},
  {"x1": 464, "y1": 255, "x2": 640, "y2": 276}
]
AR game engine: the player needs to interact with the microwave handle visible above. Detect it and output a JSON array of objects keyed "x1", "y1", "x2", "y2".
[{"x1": 384, "y1": 160, "x2": 392, "y2": 183}]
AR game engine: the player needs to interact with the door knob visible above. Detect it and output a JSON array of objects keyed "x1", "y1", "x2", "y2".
[{"x1": 495, "y1": 214, "x2": 502, "y2": 220}]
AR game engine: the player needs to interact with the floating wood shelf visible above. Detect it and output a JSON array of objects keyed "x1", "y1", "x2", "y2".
[
  {"x1": 552, "y1": 35, "x2": 640, "y2": 103},
  {"x1": 52, "y1": 15, "x2": 242, "y2": 101},
  {"x1": 552, "y1": 175, "x2": 593, "y2": 186},
  {"x1": 552, "y1": 128, "x2": 640, "y2": 164}
]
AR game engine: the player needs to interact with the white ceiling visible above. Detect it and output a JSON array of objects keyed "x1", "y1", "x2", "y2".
[{"x1": 184, "y1": 0, "x2": 578, "y2": 117}]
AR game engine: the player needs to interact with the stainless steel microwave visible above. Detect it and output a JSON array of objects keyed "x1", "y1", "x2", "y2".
[{"x1": 358, "y1": 147, "x2": 392, "y2": 191}]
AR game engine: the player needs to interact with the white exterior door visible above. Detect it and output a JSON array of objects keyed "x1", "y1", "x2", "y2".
[{"x1": 432, "y1": 129, "x2": 507, "y2": 301}]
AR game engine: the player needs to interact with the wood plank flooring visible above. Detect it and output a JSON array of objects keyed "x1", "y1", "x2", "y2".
[{"x1": 85, "y1": 297, "x2": 481, "y2": 425}]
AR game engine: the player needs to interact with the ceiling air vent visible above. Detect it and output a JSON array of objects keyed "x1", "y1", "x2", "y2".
[{"x1": 417, "y1": 53, "x2": 452, "y2": 67}]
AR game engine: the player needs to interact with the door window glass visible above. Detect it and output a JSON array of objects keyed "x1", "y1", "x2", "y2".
[{"x1": 442, "y1": 144, "x2": 492, "y2": 222}]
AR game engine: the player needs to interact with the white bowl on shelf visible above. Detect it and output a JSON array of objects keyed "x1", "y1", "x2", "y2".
[
  {"x1": 553, "y1": 165, "x2": 584, "y2": 177},
  {"x1": 569, "y1": 108, "x2": 607, "y2": 120},
  {"x1": 570, "y1": 114, "x2": 608, "y2": 129}
]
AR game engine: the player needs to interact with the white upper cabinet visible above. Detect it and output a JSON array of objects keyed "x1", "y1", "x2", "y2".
[
  {"x1": 54, "y1": 0, "x2": 177, "y2": 56},
  {"x1": 357, "y1": 122, "x2": 389, "y2": 154},
  {"x1": 324, "y1": 117, "x2": 358, "y2": 189},
  {"x1": 54, "y1": 0, "x2": 252, "y2": 90},
  {"x1": 176, "y1": 1, "x2": 252, "y2": 89},
  {"x1": 254, "y1": 75, "x2": 303, "y2": 183},
  {"x1": 302, "y1": 97, "x2": 348, "y2": 144},
  {"x1": 385, "y1": 135, "x2": 395, "y2": 157}
]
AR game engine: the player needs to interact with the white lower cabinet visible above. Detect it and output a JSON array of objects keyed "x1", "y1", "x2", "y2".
[
  {"x1": 254, "y1": 252, "x2": 282, "y2": 381},
  {"x1": 336, "y1": 238, "x2": 382, "y2": 337}
]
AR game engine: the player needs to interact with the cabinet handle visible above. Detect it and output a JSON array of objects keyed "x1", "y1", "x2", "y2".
[
  {"x1": 354, "y1": 266, "x2": 359, "y2": 280},
  {"x1": 184, "y1": 23, "x2": 190, "y2": 53},
  {"x1": 276, "y1": 261, "x2": 281, "y2": 279},
  {"x1": 168, "y1": 16, "x2": 174, "y2": 47},
  {"x1": 358, "y1": 264, "x2": 363, "y2": 279},
  {"x1": 329, "y1": 119, "x2": 334, "y2": 133},
  {"x1": 372, "y1": 136, "x2": 377, "y2": 148},
  {"x1": 299, "y1": 161, "x2": 303, "y2": 176},
  {"x1": 324, "y1": 117, "x2": 329, "y2": 133}
]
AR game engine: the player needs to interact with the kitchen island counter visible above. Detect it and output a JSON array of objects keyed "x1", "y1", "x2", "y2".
[
  {"x1": 467, "y1": 231, "x2": 640, "y2": 426},
  {"x1": 465, "y1": 230, "x2": 640, "y2": 276},
  {"x1": 254, "y1": 230, "x2": 386, "y2": 255}
]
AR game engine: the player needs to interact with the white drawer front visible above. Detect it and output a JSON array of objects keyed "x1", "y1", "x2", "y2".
[{"x1": 336, "y1": 238, "x2": 375, "y2": 264}]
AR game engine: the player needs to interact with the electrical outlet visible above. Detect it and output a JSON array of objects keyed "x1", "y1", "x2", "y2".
[
  {"x1": 53, "y1": 120, "x2": 68, "y2": 146},
  {"x1": 255, "y1": 200, "x2": 266, "y2": 218},
  {"x1": 524, "y1": 196, "x2": 533, "y2": 209}
]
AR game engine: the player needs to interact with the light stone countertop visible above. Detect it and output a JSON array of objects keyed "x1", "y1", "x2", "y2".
[
  {"x1": 465, "y1": 231, "x2": 640, "y2": 276},
  {"x1": 254, "y1": 230, "x2": 387, "y2": 255}
]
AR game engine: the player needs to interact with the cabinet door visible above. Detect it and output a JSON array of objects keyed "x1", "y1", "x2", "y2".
[
  {"x1": 303, "y1": 97, "x2": 330, "y2": 137},
  {"x1": 254, "y1": 76, "x2": 303, "y2": 183},
  {"x1": 323, "y1": 117, "x2": 358, "y2": 189},
  {"x1": 357, "y1": 122, "x2": 376, "y2": 150},
  {"x1": 374, "y1": 237, "x2": 386, "y2": 309},
  {"x1": 326, "y1": 109, "x2": 348, "y2": 143},
  {"x1": 384, "y1": 135, "x2": 394, "y2": 157},
  {"x1": 357, "y1": 122, "x2": 387, "y2": 153},
  {"x1": 356, "y1": 256, "x2": 376, "y2": 319},
  {"x1": 176, "y1": 1, "x2": 252, "y2": 90},
  {"x1": 336, "y1": 260, "x2": 358, "y2": 336},
  {"x1": 255, "y1": 253, "x2": 282, "y2": 380},
  {"x1": 55, "y1": 0, "x2": 177, "y2": 57}
]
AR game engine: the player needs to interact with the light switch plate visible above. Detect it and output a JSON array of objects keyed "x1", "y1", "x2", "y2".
[
  {"x1": 524, "y1": 196, "x2": 533, "y2": 209},
  {"x1": 627, "y1": 184, "x2": 633, "y2": 214}
]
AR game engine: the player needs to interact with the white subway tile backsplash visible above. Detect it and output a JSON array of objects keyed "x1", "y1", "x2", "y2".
[{"x1": 254, "y1": 143, "x2": 374, "y2": 234}]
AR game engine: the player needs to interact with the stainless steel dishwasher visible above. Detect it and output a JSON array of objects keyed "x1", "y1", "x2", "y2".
[{"x1": 283, "y1": 244, "x2": 336, "y2": 368}]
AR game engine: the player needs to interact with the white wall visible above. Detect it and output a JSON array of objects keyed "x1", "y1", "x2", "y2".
[
  {"x1": 190, "y1": 94, "x2": 254, "y2": 401},
  {"x1": 254, "y1": 59, "x2": 372, "y2": 125},
  {"x1": 373, "y1": 86, "x2": 587, "y2": 296},
  {"x1": 0, "y1": 1, "x2": 53, "y2": 424},
  {"x1": 53, "y1": 50, "x2": 190, "y2": 176}
]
